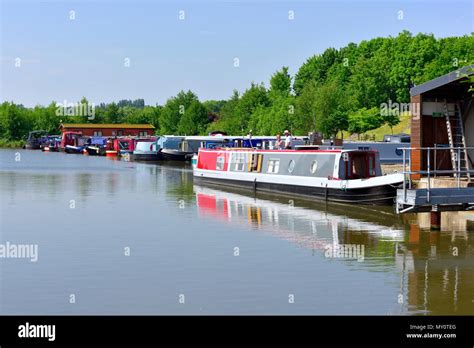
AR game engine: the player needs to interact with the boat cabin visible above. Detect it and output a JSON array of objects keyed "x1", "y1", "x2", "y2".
[
  {"x1": 60, "y1": 131, "x2": 83, "y2": 149},
  {"x1": 157, "y1": 136, "x2": 185, "y2": 150},
  {"x1": 197, "y1": 148, "x2": 381, "y2": 180}
]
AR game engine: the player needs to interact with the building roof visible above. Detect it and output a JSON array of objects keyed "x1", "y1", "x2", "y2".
[
  {"x1": 60, "y1": 123, "x2": 155, "y2": 129},
  {"x1": 410, "y1": 64, "x2": 474, "y2": 97}
]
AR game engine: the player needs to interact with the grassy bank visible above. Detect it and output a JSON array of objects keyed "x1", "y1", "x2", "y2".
[
  {"x1": 0, "y1": 138, "x2": 26, "y2": 148},
  {"x1": 342, "y1": 114, "x2": 411, "y2": 141}
]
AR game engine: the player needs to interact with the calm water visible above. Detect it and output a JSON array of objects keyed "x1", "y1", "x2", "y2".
[{"x1": 0, "y1": 149, "x2": 472, "y2": 315}]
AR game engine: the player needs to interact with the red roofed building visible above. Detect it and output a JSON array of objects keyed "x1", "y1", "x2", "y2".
[{"x1": 60, "y1": 123, "x2": 155, "y2": 137}]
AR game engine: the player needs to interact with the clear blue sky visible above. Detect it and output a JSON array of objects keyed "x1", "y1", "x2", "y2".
[{"x1": 1, "y1": 0, "x2": 472, "y2": 106}]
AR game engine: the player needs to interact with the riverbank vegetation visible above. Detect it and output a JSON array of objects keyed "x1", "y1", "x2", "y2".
[{"x1": 1, "y1": 31, "x2": 472, "y2": 147}]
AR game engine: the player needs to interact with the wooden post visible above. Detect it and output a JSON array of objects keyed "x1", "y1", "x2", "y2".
[{"x1": 430, "y1": 211, "x2": 441, "y2": 230}]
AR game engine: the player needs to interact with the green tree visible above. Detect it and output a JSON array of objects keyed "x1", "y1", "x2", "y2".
[
  {"x1": 234, "y1": 82, "x2": 269, "y2": 134},
  {"x1": 177, "y1": 100, "x2": 209, "y2": 135},
  {"x1": 206, "y1": 90, "x2": 240, "y2": 134},
  {"x1": 269, "y1": 67, "x2": 292, "y2": 100},
  {"x1": 159, "y1": 90, "x2": 198, "y2": 134},
  {"x1": 0, "y1": 102, "x2": 32, "y2": 140},
  {"x1": 248, "y1": 96, "x2": 296, "y2": 135},
  {"x1": 348, "y1": 107, "x2": 384, "y2": 136},
  {"x1": 34, "y1": 102, "x2": 60, "y2": 134},
  {"x1": 314, "y1": 81, "x2": 349, "y2": 137},
  {"x1": 293, "y1": 81, "x2": 318, "y2": 134},
  {"x1": 293, "y1": 47, "x2": 339, "y2": 95},
  {"x1": 105, "y1": 102, "x2": 120, "y2": 123}
]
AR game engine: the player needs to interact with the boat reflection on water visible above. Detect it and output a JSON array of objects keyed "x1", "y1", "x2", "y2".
[
  {"x1": 193, "y1": 183, "x2": 474, "y2": 315},
  {"x1": 395, "y1": 222, "x2": 474, "y2": 315},
  {"x1": 195, "y1": 184, "x2": 405, "y2": 258}
]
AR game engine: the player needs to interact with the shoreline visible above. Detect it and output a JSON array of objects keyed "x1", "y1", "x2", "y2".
[{"x1": 0, "y1": 139, "x2": 26, "y2": 148}]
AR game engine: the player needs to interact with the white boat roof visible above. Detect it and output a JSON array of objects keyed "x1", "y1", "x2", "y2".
[
  {"x1": 184, "y1": 135, "x2": 309, "y2": 141},
  {"x1": 184, "y1": 135, "x2": 238, "y2": 141}
]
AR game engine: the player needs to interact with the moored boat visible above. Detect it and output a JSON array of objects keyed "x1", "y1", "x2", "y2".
[
  {"x1": 117, "y1": 137, "x2": 137, "y2": 157},
  {"x1": 24, "y1": 130, "x2": 48, "y2": 149},
  {"x1": 132, "y1": 138, "x2": 160, "y2": 161},
  {"x1": 193, "y1": 148, "x2": 404, "y2": 205},
  {"x1": 60, "y1": 131, "x2": 83, "y2": 152},
  {"x1": 160, "y1": 136, "x2": 237, "y2": 161},
  {"x1": 85, "y1": 136, "x2": 108, "y2": 156},
  {"x1": 62, "y1": 133, "x2": 89, "y2": 154},
  {"x1": 41, "y1": 135, "x2": 61, "y2": 152}
]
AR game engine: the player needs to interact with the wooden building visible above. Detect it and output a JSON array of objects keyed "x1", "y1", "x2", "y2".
[
  {"x1": 410, "y1": 65, "x2": 473, "y2": 178},
  {"x1": 60, "y1": 123, "x2": 155, "y2": 137}
]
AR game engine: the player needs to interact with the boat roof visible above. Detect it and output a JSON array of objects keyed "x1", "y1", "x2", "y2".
[
  {"x1": 184, "y1": 135, "x2": 309, "y2": 141},
  {"x1": 199, "y1": 148, "x2": 378, "y2": 154},
  {"x1": 184, "y1": 135, "x2": 237, "y2": 141},
  {"x1": 60, "y1": 123, "x2": 155, "y2": 129},
  {"x1": 161, "y1": 135, "x2": 185, "y2": 139}
]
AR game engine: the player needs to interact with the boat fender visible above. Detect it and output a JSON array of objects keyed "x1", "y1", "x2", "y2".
[{"x1": 253, "y1": 178, "x2": 257, "y2": 191}]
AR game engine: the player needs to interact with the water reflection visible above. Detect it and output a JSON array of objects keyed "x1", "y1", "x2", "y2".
[
  {"x1": 0, "y1": 149, "x2": 472, "y2": 315},
  {"x1": 396, "y1": 224, "x2": 473, "y2": 315},
  {"x1": 193, "y1": 183, "x2": 474, "y2": 315}
]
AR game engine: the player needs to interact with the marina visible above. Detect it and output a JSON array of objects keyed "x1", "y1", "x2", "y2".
[
  {"x1": 1, "y1": 0, "x2": 473, "y2": 342},
  {"x1": 1, "y1": 148, "x2": 472, "y2": 315}
]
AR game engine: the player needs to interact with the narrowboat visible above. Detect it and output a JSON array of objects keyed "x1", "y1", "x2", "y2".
[
  {"x1": 132, "y1": 138, "x2": 160, "y2": 161},
  {"x1": 60, "y1": 131, "x2": 84, "y2": 153},
  {"x1": 41, "y1": 135, "x2": 61, "y2": 152},
  {"x1": 85, "y1": 136, "x2": 108, "y2": 156},
  {"x1": 105, "y1": 138, "x2": 118, "y2": 157},
  {"x1": 24, "y1": 130, "x2": 48, "y2": 149},
  {"x1": 341, "y1": 141, "x2": 411, "y2": 164},
  {"x1": 105, "y1": 137, "x2": 139, "y2": 157},
  {"x1": 161, "y1": 136, "x2": 236, "y2": 161},
  {"x1": 157, "y1": 136, "x2": 187, "y2": 161},
  {"x1": 117, "y1": 137, "x2": 137, "y2": 157},
  {"x1": 65, "y1": 136, "x2": 89, "y2": 154},
  {"x1": 193, "y1": 148, "x2": 404, "y2": 205},
  {"x1": 239, "y1": 135, "x2": 306, "y2": 149}
]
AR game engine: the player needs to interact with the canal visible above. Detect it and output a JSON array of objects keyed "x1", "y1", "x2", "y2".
[{"x1": 0, "y1": 149, "x2": 472, "y2": 315}]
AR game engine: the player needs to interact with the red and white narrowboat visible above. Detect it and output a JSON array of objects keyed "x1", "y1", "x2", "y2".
[{"x1": 193, "y1": 148, "x2": 404, "y2": 205}]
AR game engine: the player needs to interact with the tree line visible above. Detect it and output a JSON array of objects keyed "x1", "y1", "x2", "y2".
[{"x1": 1, "y1": 31, "x2": 473, "y2": 143}]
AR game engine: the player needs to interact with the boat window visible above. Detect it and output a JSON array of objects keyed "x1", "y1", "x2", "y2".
[
  {"x1": 163, "y1": 139, "x2": 182, "y2": 150},
  {"x1": 119, "y1": 141, "x2": 129, "y2": 150},
  {"x1": 310, "y1": 160, "x2": 318, "y2": 174},
  {"x1": 235, "y1": 154, "x2": 246, "y2": 171},
  {"x1": 216, "y1": 156, "x2": 225, "y2": 171},
  {"x1": 93, "y1": 131, "x2": 102, "y2": 136},
  {"x1": 288, "y1": 160, "x2": 295, "y2": 173},
  {"x1": 346, "y1": 153, "x2": 376, "y2": 179},
  {"x1": 267, "y1": 159, "x2": 280, "y2": 174},
  {"x1": 249, "y1": 154, "x2": 263, "y2": 172},
  {"x1": 368, "y1": 155, "x2": 376, "y2": 177}
]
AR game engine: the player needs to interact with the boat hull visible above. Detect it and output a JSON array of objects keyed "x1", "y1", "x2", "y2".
[
  {"x1": 86, "y1": 146, "x2": 106, "y2": 156},
  {"x1": 106, "y1": 150, "x2": 118, "y2": 157},
  {"x1": 132, "y1": 153, "x2": 161, "y2": 161},
  {"x1": 24, "y1": 144, "x2": 41, "y2": 150},
  {"x1": 41, "y1": 146, "x2": 59, "y2": 152},
  {"x1": 194, "y1": 175, "x2": 400, "y2": 205},
  {"x1": 161, "y1": 149, "x2": 193, "y2": 161},
  {"x1": 64, "y1": 145, "x2": 84, "y2": 154}
]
